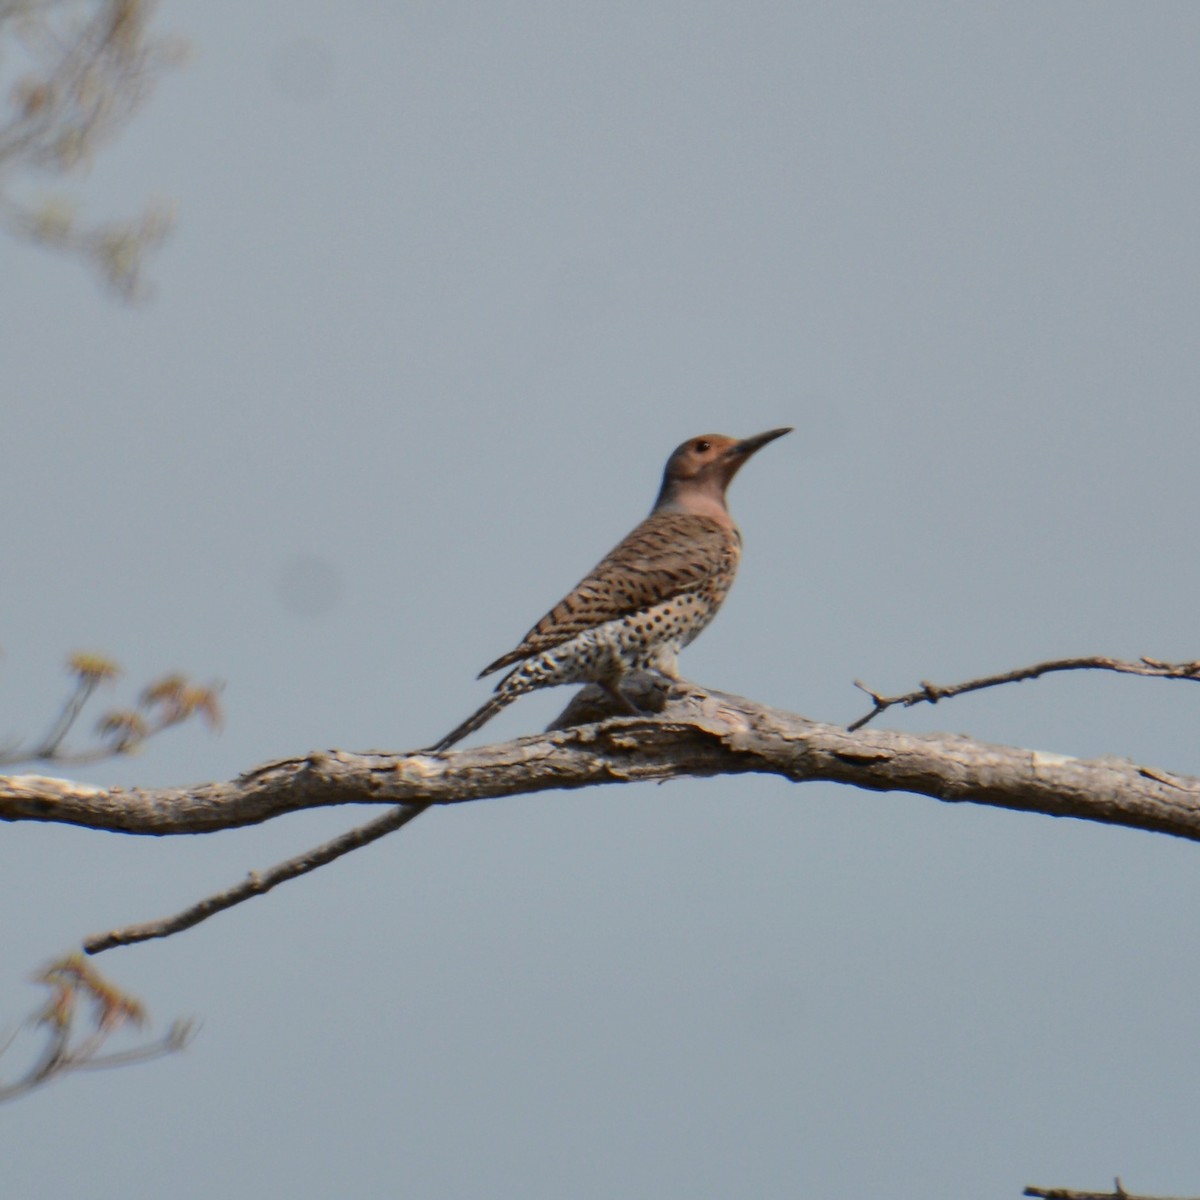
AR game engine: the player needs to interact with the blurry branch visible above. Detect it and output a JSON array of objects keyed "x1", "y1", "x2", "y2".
[
  {"x1": 0, "y1": 952, "x2": 193, "y2": 1103},
  {"x1": 0, "y1": 666, "x2": 1196, "y2": 954},
  {"x1": 0, "y1": 651, "x2": 222, "y2": 766},
  {"x1": 850, "y1": 655, "x2": 1200, "y2": 731},
  {"x1": 0, "y1": 0, "x2": 184, "y2": 298},
  {"x1": 1025, "y1": 1181, "x2": 1200, "y2": 1200}
]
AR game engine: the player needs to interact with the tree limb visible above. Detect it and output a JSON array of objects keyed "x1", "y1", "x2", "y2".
[
  {"x1": 4, "y1": 685, "x2": 1197, "y2": 840},
  {"x1": 2, "y1": 675, "x2": 1199, "y2": 953},
  {"x1": 1026, "y1": 1181, "x2": 1200, "y2": 1200}
]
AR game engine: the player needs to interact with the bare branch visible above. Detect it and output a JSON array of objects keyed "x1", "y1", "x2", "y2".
[
  {"x1": 0, "y1": 671, "x2": 1195, "y2": 954},
  {"x1": 849, "y1": 655, "x2": 1200, "y2": 731},
  {"x1": 0, "y1": 698, "x2": 1190, "y2": 839},
  {"x1": 1025, "y1": 1180, "x2": 1200, "y2": 1200},
  {"x1": 86, "y1": 802, "x2": 429, "y2": 953}
]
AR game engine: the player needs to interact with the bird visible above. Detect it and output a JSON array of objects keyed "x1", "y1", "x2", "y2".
[{"x1": 429, "y1": 427, "x2": 791, "y2": 751}]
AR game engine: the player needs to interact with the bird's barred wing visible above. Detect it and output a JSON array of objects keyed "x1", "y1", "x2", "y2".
[{"x1": 478, "y1": 512, "x2": 738, "y2": 677}]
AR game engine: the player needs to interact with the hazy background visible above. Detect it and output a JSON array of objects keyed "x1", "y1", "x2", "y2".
[{"x1": 5, "y1": 4, "x2": 1200, "y2": 1197}]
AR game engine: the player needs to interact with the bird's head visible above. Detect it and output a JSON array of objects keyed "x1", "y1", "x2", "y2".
[{"x1": 654, "y1": 427, "x2": 792, "y2": 516}]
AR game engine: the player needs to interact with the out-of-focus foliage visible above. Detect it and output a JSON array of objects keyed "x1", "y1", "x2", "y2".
[
  {"x1": 0, "y1": 953, "x2": 193, "y2": 1104},
  {"x1": 0, "y1": 0, "x2": 184, "y2": 297},
  {"x1": 0, "y1": 650, "x2": 222, "y2": 765}
]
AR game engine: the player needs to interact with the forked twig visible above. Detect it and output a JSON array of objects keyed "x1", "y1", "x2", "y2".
[{"x1": 849, "y1": 656, "x2": 1200, "y2": 731}]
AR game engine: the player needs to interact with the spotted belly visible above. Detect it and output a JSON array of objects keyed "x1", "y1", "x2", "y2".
[{"x1": 497, "y1": 591, "x2": 719, "y2": 699}]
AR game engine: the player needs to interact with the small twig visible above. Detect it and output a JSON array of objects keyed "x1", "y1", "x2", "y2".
[
  {"x1": 1025, "y1": 1178, "x2": 1200, "y2": 1200},
  {"x1": 85, "y1": 803, "x2": 429, "y2": 954},
  {"x1": 72, "y1": 1019, "x2": 192, "y2": 1069},
  {"x1": 32, "y1": 671, "x2": 101, "y2": 758},
  {"x1": 849, "y1": 656, "x2": 1200, "y2": 731}
]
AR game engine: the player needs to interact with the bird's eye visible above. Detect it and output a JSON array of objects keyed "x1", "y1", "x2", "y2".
[{"x1": 694, "y1": 440, "x2": 711, "y2": 452}]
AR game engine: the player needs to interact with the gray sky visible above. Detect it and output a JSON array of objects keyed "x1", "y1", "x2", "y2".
[{"x1": 5, "y1": 3, "x2": 1200, "y2": 1197}]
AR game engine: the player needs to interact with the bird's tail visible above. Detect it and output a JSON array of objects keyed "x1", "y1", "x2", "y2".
[{"x1": 427, "y1": 692, "x2": 517, "y2": 752}]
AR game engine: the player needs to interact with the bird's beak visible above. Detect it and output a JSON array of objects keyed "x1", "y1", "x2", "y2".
[{"x1": 729, "y1": 427, "x2": 793, "y2": 460}]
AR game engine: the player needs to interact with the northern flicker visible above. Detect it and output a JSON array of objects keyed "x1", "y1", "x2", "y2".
[{"x1": 430, "y1": 427, "x2": 791, "y2": 751}]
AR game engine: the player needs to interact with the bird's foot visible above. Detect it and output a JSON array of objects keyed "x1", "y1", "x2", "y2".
[{"x1": 602, "y1": 681, "x2": 644, "y2": 715}]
